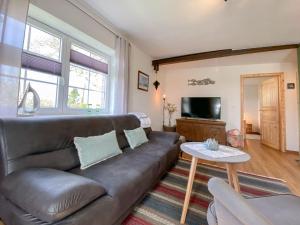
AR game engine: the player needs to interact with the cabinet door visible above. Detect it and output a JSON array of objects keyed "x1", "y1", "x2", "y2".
[
  {"x1": 193, "y1": 124, "x2": 204, "y2": 141},
  {"x1": 177, "y1": 122, "x2": 195, "y2": 141},
  {"x1": 202, "y1": 125, "x2": 226, "y2": 144}
]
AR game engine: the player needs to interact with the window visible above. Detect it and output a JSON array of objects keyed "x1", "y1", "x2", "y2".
[
  {"x1": 20, "y1": 23, "x2": 62, "y2": 110},
  {"x1": 19, "y1": 70, "x2": 59, "y2": 108},
  {"x1": 67, "y1": 45, "x2": 108, "y2": 110},
  {"x1": 24, "y1": 25, "x2": 61, "y2": 61},
  {"x1": 19, "y1": 19, "x2": 111, "y2": 114}
]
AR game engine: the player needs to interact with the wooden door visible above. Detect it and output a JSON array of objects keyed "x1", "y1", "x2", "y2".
[{"x1": 260, "y1": 77, "x2": 280, "y2": 150}]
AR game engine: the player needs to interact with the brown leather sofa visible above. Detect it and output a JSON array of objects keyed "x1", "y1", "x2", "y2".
[{"x1": 0, "y1": 115, "x2": 181, "y2": 225}]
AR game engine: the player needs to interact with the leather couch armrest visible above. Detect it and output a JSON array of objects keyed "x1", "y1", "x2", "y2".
[
  {"x1": 149, "y1": 131, "x2": 180, "y2": 145},
  {"x1": 0, "y1": 168, "x2": 106, "y2": 223}
]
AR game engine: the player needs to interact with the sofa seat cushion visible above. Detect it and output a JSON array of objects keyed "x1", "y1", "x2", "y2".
[
  {"x1": 70, "y1": 149, "x2": 160, "y2": 212},
  {"x1": 247, "y1": 194, "x2": 300, "y2": 225},
  {"x1": 0, "y1": 168, "x2": 106, "y2": 223},
  {"x1": 139, "y1": 141, "x2": 179, "y2": 170},
  {"x1": 122, "y1": 141, "x2": 179, "y2": 176}
]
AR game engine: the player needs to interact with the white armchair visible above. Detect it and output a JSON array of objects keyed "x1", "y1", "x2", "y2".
[{"x1": 207, "y1": 177, "x2": 300, "y2": 225}]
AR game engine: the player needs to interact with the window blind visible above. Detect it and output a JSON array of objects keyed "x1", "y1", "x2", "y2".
[
  {"x1": 21, "y1": 52, "x2": 62, "y2": 76},
  {"x1": 70, "y1": 49, "x2": 108, "y2": 74}
]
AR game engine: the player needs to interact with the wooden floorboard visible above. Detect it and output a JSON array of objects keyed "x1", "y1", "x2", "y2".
[{"x1": 182, "y1": 139, "x2": 300, "y2": 196}]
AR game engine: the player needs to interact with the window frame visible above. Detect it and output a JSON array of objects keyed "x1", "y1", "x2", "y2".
[
  {"x1": 62, "y1": 38, "x2": 111, "y2": 114},
  {"x1": 19, "y1": 18, "x2": 112, "y2": 115},
  {"x1": 20, "y1": 18, "x2": 63, "y2": 114},
  {"x1": 24, "y1": 18, "x2": 63, "y2": 63},
  {"x1": 19, "y1": 69, "x2": 60, "y2": 113}
]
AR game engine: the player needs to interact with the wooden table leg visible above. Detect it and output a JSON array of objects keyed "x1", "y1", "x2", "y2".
[
  {"x1": 226, "y1": 163, "x2": 240, "y2": 192},
  {"x1": 226, "y1": 164, "x2": 234, "y2": 188},
  {"x1": 180, "y1": 156, "x2": 198, "y2": 224}
]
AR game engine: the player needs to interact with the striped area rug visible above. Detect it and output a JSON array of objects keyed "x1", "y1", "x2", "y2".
[{"x1": 123, "y1": 159, "x2": 291, "y2": 225}]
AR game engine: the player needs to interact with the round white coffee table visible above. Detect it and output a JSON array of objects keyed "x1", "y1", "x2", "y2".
[{"x1": 180, "y1": 142, "x2": 251, "y2": 224}]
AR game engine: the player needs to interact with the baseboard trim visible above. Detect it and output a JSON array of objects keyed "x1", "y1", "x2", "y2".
[{"x1": 286, "y1": 150, "x2": 300, "y2": 155}]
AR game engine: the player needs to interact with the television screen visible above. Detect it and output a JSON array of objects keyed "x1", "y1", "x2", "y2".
[{"x1": 181, "y1": 97, "x2": 221, "y2": 119}]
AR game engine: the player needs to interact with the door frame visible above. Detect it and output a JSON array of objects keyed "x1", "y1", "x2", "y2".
[{"x1": 240, "y1": 72, "x2": 286, "y2": 152}]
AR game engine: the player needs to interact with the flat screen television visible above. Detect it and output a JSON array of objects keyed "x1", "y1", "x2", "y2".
[{"x1": 181, "y1": 97, "x2": 221, "y2": 120}]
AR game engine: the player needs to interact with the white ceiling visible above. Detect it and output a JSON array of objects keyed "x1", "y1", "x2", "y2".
[{"x1": 82, "y1": 0, "x2": 300, "y2": 59}]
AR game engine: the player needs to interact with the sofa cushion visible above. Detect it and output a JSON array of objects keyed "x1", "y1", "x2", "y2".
[
  {"x1": 74, "y1": 131, "x2": 122, "y2": 169},
  {"x1": 124, "y1": 127, "x2": 148, "y2": 149},
  {"x1": 0, "y1": 168, "x2": 106, "y2": 223},
  {"x1": 110, "y1": 115, "x2": 140, "y2": 149}
]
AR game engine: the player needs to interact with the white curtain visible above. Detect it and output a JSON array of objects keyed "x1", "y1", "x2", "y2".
[
  {"x1": 111, "y1": 36, "x2": 130, "y2": 114},
  {"x1": 0, "y1": 0, "x2": 29, "y2": 116}
]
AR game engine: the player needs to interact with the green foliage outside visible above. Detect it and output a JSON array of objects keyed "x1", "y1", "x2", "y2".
[{"x1": 68, "y1": 88, "x2": 88, "y2": 109}]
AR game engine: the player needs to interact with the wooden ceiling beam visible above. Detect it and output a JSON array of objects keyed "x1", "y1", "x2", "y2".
[{"x1": 152, "y1": 44, "x2": 300, "y2": 71}]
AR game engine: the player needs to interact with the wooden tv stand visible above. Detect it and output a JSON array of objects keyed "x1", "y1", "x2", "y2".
[{"x1": 176, "y1": 118, "x2": 226, "y2": 144}]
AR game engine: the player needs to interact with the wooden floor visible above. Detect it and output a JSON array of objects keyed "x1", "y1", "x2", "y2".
[{"x1": 182, "y1": 139, "x2": 300, "y2": 196}]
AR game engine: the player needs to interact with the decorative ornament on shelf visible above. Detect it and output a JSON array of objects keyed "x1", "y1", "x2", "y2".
[
  {"x1": 204, "y1": 138, "x2": 219, "y2": 151},
  {"x1": 18, "y1": 82, "x2": 40, "y2": 115},
  {"x1": 188, "y1": 78, "x2": 215, "y2": 86}
]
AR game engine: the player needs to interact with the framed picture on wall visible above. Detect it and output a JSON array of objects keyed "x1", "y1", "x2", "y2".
[{"x1": 137, "y1": 71, "x2": 149, "y2": 92}]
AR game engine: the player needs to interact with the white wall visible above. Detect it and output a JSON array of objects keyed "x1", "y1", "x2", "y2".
[
  {"x1": 159, "y1": 50, "x2": 299, "y2": 151},
  {"x1": 244, "y1": 85, "x2": 260, "y2": 133},
  {"x1": 128, "y1": 44, "x2": 163, "y2": 131},
  {"x1": 30, "y1": 0, "x2": 116, "y2": 50}
]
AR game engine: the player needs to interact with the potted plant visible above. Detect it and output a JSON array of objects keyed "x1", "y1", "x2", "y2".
[{"x1": 163, "y1": 103, "x2": 177, "y2": 132}]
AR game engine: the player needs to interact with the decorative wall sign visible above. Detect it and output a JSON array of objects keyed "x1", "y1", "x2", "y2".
[
  {"x1": 287, "y1": 83, "x2": 295, "y2": 89},
  {"x1": 188, "y1": 78, "x2": 215, "y2": 86}
]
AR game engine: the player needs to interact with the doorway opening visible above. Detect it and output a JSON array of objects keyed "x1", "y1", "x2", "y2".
[{"x1": 241, "y1": 73, "x2": 286, "y2": 152}]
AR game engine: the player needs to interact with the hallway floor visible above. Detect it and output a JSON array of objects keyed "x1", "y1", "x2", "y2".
[
  {"x1": 182, "y1": 139, "x2": 300, "y2": 196},
  {"x1": 246, "y1": 134, "x2": 261, "y2": 140}
]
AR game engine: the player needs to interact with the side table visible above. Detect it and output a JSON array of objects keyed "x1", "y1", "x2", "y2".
[{"x1": 179, "y1": 142, "x2": 251, "y2": 224}]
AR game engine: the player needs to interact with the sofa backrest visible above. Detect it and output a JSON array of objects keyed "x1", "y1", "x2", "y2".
[{"x1": 0, "y1": 115, "x2": 140, "y2": 182}]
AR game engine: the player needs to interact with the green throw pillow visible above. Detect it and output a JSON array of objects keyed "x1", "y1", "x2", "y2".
[
  {"x1": 124, "y1": 127, "x2": 149, "y2": 149},
  {"x1": 74, "y1": 131, "x2": 122, "y2": 170}
]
